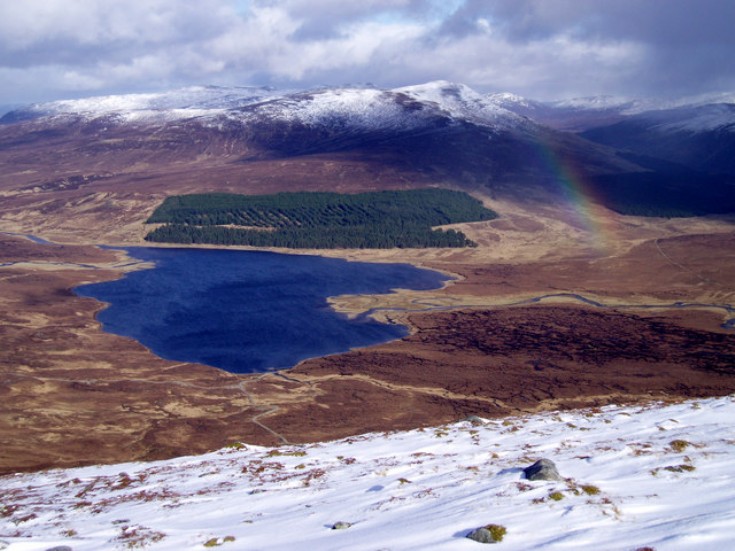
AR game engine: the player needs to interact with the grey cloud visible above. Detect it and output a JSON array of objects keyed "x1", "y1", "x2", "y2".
[
  {"x1": 0, "y1": 0, "x2": 733, "y2": 105},
  {"x1": 434, "y1": 0, "x2": 735, "y2": 97},
  {"x1": 266, "y1": 0, "x2": 437, "y2": 41}
]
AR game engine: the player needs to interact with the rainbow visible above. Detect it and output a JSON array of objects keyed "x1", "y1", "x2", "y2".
[{"x1": 532, "y1": 137, "x2": 619, "y2": 253}]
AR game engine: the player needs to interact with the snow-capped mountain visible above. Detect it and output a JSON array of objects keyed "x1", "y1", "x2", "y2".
[
  {"x1": 6, "y1": 82, "x2": 733, "y2": 137},
  {"x1": 489, "y1": 90, "x2": 735, "y2": 133},
  {"x1": 2, "y1": 81, "x2": 527, "y2": 133},
  {"x1": 582, "y1": 103, "x2": 735, "y2": 176},
  {"x1": 0, "y1": 81, "x2": 543, "y2": 162},
  {"x1": 0, "y1": 85, "x2": 280, "y2": 124},
  {"x1": 487, "y1": 89, "x2": 735, "y2": 176},
  {"x1": 4, "y1": 80, "x2": 624, "y2": 189},
  {"x1": 2, "y1": 396, "x2": 734, "y2": 550},
  {"x1": 487, "y1": 92, "x2": 647, "y2": 131},
  {"x1": 395, "y1": 81, "x2": 530, "y2": 131}
]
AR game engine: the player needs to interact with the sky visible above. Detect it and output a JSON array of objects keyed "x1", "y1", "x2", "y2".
[{"x1": 1, "y1": 0, "x2": 734, "y2": 107}]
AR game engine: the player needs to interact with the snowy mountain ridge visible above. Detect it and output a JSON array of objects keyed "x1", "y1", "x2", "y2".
[
  {"x1": 4, "y1": 81, "x2": 528, "y2": 133},
  {"x1": 9, "y1": 85, "x2": 281, "y2": 123},
  {"x1": 6, "y1": 81, "x2": 734, "y2": 136},
  {"x1": 492, "y1": 90, "x2": 735, "y2": 114},
  {"x1": 395, "y1": 80, "x2": 529, "y2": 130},
  {"x1": 2, "y1": 395, "x2": 734, "y2": 550}
]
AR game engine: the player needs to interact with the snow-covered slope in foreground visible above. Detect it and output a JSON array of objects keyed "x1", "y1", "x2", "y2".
[{"x1": 2, "y1": 397, "x2": 734, "y2": 550}]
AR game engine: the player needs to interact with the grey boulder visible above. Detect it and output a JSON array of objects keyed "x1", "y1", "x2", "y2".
[{"x1": 523, "y1": 458, "x2": 563, "y2": 481}]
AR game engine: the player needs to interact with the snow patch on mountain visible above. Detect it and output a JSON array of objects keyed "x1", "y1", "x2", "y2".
[
  {"x1": 221, "y1": 87, "x2": 432, "y2": 133},
  {"x1": 548, "y1": 95, "x2": 640, "y2": 112},
  {"x1": 487, "y1": 92, "x2": 531, "y2": 106},
  {"x1": 647, "y1": 104, "x2": 735, "y2": 133},
  {"x1": 6, "y1": 86, "x2": 280, "y2": 123},
  {"x1": 396, "y1": 80, "x2": 529, "y2": 130},
  {"x1": 491, "y1": 91, "x2": 735, "y2": 116},
  {"x1": 2, "y1": 396, "x2": 734, "y2": 550}
]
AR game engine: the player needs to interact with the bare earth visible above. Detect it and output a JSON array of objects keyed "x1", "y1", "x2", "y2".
[{"x1": 1, "y1": 176, "x2": 734, "y2": 473}]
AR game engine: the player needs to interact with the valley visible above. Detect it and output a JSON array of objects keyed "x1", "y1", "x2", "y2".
[
  {"x1": 1, "y1": 82, "x2": 734, "y2": 474},
  {"x1": 2, "y1": 197, "x2": 733, "y2": 474}
]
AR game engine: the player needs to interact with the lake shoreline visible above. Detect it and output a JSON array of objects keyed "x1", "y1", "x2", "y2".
[{"x1": 74, "y1": 245, "x2": 450, "y2": 375}]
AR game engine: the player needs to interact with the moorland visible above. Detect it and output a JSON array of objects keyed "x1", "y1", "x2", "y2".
[{"x1": 1, "y1": 84, "x2": 734, "y2": 473}]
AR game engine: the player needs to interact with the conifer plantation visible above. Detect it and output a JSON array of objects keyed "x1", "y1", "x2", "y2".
[{"x1": 145, "y1": 189, "x2": 497, "y2": 248}]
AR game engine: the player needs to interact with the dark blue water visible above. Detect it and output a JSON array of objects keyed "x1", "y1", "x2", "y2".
[{"x1": 74, "y1": 247, "x2": 448, "y2": 374}]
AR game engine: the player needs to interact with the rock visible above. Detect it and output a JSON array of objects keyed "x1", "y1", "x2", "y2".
[
  {"x1": 331, "y1": 521, "x2": 352, "y2": 530},
  {"x1": 523, "y1": 458, "x2": 563, "y2": 481},
  {"x1": 45, "y1": 547, "x2": 73, "y2": 551},
  {"x1": 464, "y1": 415, "x2": 486, "y2": 426},
  {"x1": 466, "y1": 524, "x2": 507, "y2": 544}
]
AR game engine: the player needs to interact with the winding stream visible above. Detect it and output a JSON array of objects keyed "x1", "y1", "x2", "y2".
[{"x1": 363, "y1": 292, "x2": 735, "y2": 331}]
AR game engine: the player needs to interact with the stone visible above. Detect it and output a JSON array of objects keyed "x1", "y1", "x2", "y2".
[
  {"x1": 523, "y1": 458, "x2": 563, "y2": 481},
  {"x1": 466, "y1": 524, "x2": 506, "y2": 544},
  {"x1": 331, "y1": 521, "x2": 352, "y2": 530},
  {"x1": 464, "y1": 415, "x2": 486, "y2": 426}
]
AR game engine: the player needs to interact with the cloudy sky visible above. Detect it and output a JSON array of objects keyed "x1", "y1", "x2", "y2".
[{"x1": 1, "y1": 0, "x2": 733, "y2": 107}]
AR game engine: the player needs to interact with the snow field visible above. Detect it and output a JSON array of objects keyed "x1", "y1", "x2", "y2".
[{"x1": 1, "y1": 396, "x2": 734, "y2": 550}]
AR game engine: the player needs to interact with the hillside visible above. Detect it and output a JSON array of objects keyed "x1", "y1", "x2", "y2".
[
  {"x1": 581, "y1": 104, "x2": 735, "y2": 177},
  {"x1": 1, "y1": 396, "x2": 733, "y2": 550}
]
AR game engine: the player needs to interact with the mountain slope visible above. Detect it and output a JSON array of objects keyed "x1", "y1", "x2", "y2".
[
  {"x1": 0, "y1": 85, "x2": 280, "y2": 124},
  {"x1": 0, "y1": 82, "x2": 638, "y2": 187},
  {"x1": 1, "y1": 396, "x2": 733, "y2": 550},
  {"x1": 487, "y1": 92, "x2": 652, "y2": 132},
  {"x1": 582, "y1": 103, "x2": 735, "y2": 176}
]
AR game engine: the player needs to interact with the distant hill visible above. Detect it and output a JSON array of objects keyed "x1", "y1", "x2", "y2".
[{"x1": 581, "y1": 104, "x2": 735, "y2": 177}]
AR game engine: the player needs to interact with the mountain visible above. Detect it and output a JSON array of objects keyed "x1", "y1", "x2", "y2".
[
  {"x1": 2, "y1": 395, "x2": 734, "y2": 549},
  {"x1": 1, "y1": 81, "x2": 734, "y2": 219},
  {"x1": 491, "y1": 90, "x2": 735, "y2": 175},
  {"x1": 581, "y1": 103, "x2": 735, "y2": 176},
  {"x1": 0, "y1": 85, "x2": 280, "y2": 124},
  {"x1": 0, "y1": 81, "x2": 638, "y2": 205},
  {"x1": 490, "y1": 90, "x2": 735, "y2": 132},
  {"x1": 487, "y1": 92, "x2": 655, "y2": 132},
  {"x1": 1, "y1": 80, "x2": 553, "y2": 175},
  {"x1": 489, "y1": 91, "x2": 735, "y2": 214}
]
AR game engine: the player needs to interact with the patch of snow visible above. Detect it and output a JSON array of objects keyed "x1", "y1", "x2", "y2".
[
  {"x1": 2, "y1": 396, "x2": 734, "y2": 550},
  {"x1": 549, "y1": 95, "x2": 638, "y2": 111},
  {"x1": 670, "y1": 91, "x2": 735, "y2": 108},
  {"x1": 394, "y1": 81, "x2": 528, "y2": 130},
  {"x1": 547, "y1": 92, "x2": 735, "y2": 117},
  {"x1": 649, "y1": 104, "x2": 735, "y2": 133},
  {"x1": 487, "y1": 92, "x2": 531, "y2": 106},
  {"x1": 222, "y1": 87, "x2": 431, "y2": 133},
  {"x1": 14, "y1": 86, "x2": 281, "y2": 123},
  {"x1": 9, "y1": 84, "x2": 734, "y2": 132}
]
